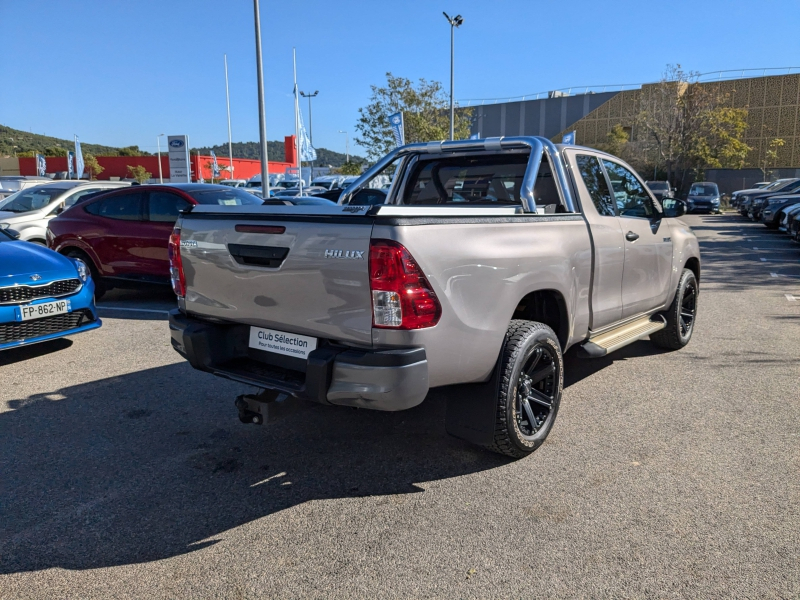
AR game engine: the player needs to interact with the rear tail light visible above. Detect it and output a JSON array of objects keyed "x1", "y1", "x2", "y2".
[
  {"x1": 369, "y1": 239, "x2": 441, "y2": 329},
  {"x1": 168, "y1": 226, "x2": 186, "y2": 297}
]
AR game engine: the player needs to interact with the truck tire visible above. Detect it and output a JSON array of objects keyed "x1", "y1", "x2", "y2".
[
  {"x1": 650, "y1": 268, "x2": 698, "y2": 350},
  {"x1": 486, "y1": 320, "x2": 563, "y2": 459},
  {"x1": 64, "y1": 249, "x2": 107, "y2": 301}
]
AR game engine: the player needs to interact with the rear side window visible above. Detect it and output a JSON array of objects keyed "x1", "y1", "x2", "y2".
[
  {"x1": 85, "y1": 192, "x2": 143, "y2": 220},
  {"x1": 148, "y1": 191, "x2": 191, "y2": 222},
  {"x1": 576, "y1": 155, "x2": 616, "y2": 217},
  {"x1": 402, "y1": 154, "x2": 529, "y2": 205},
  {"x1": 186, "y1": 187, "x2": 263, "y2": 205}
]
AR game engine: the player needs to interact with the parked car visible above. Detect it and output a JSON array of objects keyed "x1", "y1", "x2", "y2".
[
  {"x1": 737, "y1": 179, "x2": 799, "y2": 216},
  {"x1": 751, "y1": 181, "x2": 772, "y2": 189},
  {"x1": 275, "y1": 186, "x2": 327, "y2": 198},
  {"x1": 47, "y1": 183, "x2": 264, "y2": 299},
  {"x1": 219, "y1": 179, "x2": 248, "y2": 188},
  {"x1": 783, "y1": 204, "x2": 800, "y2": 239},
  {"x1": 645, "y1": 181, "x2": 674, "y2": 201},
  {"x1": 0, "y1": 226, "x2": 101, "y2": 351},
  {"x1": 168, "y1": 137, "x2": 700, "y2": 459},
  {"x1": 310, "y1": 176, "x2": 347, "y2": 190},
  {"x1": 0, "y1": 175, "x2": 57, "y2": 193},
  {"x1": 311, "y1": 187, "x2": 388, "y2": 205},
  {"x1": 685, "y1": 182, "x2": 721, "y2": 214},
  {"x1": 760, "y1": 195, "x2": 800, "y2": 229},
  {"x1": 748, "y1": 180, "x2": 800, "y2": 220},
  {"x1": 0, "y1": 181, "x2": 131, "y2": 245}
]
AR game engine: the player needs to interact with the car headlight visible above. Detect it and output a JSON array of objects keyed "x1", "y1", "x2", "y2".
[
  {"x1": 0, "y1": 223, "x2": 9, "y2": 229},
  {"x1": 72, "y1": 258, "x2": 90, "y2": 282}
]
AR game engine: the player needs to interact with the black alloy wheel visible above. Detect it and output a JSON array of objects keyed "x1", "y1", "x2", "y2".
[
  {"x1": 515, "y1": 344, "x2": 559, "y2": 439},
  {"x1": 679, "y1": 278, "x2": 697, "y2": 339}
]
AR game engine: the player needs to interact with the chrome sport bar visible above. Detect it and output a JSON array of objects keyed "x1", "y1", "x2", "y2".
[{"x1": 337, "y1": 136, "x2": 576, "y2": 213}]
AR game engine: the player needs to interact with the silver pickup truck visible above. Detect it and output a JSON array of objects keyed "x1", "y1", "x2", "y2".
[{"x1": 168, "y1": 137, "x2": 700, "y2": 458}]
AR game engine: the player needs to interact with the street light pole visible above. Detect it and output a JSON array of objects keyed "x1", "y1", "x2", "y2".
[
  {"x1": 253, "y1": 0, "x2": 270, "y2": 197},
  {"x1": 338, "y1": 130, "x2": 349, "y2": 163},
  {"x1": 156, "y1": 134, "x2": 165, "y2": 183},
  {"x1": 300, "y1": 90, "x2": 318, "y2": 175},
  {"x1": 443, "y1": 12, "x2": 463, "y2": 140},
  {"x1": 224, "y1": 54, "x2": 234, "y2": 181}
]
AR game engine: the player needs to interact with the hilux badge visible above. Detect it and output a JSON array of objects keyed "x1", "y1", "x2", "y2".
[{"x1": 324, "y1": 249, "x2": 364, "y2": 260}]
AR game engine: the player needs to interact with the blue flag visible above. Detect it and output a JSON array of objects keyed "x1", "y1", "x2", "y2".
[
  {"x1": 36, "y1": 154, "x2": 46, "y2": 176},
  {"x1": 67, "y1": 151, "x2": 75, "y2": 178},
  {"x1": 562, "y1": 131, "x2": 576, "y2": 145},
  {"x1": 210, "y1": 151, "x2": 220, "y2": 177},
  {"x1": 389, "y1": 112, "x2": 405, "y2": 147},
  {"x1": 469, "y1": 132, "x2": 480, "y2": 140},
  {"x1": 74, "y1": 137, "x2": 84, "y2": 179}
]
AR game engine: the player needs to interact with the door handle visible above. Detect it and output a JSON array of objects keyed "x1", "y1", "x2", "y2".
[{"x1": 625, "y1": 231, "x2": 639, "y2": 242}]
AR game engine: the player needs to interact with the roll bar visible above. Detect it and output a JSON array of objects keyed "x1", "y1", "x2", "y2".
[{"x1": 337, "y1": 136, "x2": 575, "y2": 213}]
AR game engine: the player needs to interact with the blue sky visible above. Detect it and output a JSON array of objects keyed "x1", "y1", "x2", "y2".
[{"x1": 2, "y1": 0, "x2": 799, "y2": 156}]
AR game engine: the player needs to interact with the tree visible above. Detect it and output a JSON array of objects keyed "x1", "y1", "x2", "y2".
[
  {"x1": 761, "y1": 138, "x2": 785, "y2": 180},
  {"x1": 355, "y1": 73, "x2": 473, "y2": 160},
  {"x1": 43, "y1": 146, "x2": 68, "y2": 157},
  {"x1": 127, "y1": 165, "x2": 151, "y2": 183},
  {"x1": 118, "y1": 146, "x2": 147, "y2": 156},
  {"x1": 337, "y1": 162, "x2": 362, "y2": 176},
  {"x1": 83, "y1": 153, "x2": 104, "y2": 179},
  {"x1": 687, "y1": 107, "x2": 750, "y2": 176},
  {"x1": 602, "y1": 124, "x2": 629, "y2": 157}
]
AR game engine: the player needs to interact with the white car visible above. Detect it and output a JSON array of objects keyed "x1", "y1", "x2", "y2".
[
  {"x1": 0, "y1": 181, "x2": 130, "y2": 245},
  {"x1": 219, "y1": 179, "x2": 248, "y2": 188},
  {"x1": 0, "y1": 175, "x2": 58, "y2": 193}
]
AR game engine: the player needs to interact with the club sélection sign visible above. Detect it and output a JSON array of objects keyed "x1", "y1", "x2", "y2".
[{"x1": 167, "y1": 135, "x2": 190, "y2": 183}]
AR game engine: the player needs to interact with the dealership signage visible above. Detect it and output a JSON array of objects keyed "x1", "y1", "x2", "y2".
[{"x1": 168, "y1": 135, "x2": 190, "y2": 182}]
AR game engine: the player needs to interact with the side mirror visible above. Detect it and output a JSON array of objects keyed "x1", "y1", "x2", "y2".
[
  {"x1": 663, "y1": 198, "x2": 685, "y2": 218},
  {"x1": 6, "y1": 228, "x2": 21, "y2": 239}
]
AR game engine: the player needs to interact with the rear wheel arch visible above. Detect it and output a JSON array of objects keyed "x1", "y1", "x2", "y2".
[
  {"x1": 684, "y1": 257, "x2": 700, "y2": 283},
  {"x1": 511, "y1": 289, "x2": 569, "y2": 349}
]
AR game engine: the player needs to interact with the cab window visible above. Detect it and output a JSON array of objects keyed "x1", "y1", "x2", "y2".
[
  {"x1": 601, "y1": 160, "x2": 660, "y2": 218},
  {"x1": 576, "y1": 155, "x2": 616, "y2": 217}
]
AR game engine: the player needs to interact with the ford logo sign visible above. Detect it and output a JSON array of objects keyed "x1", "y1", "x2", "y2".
[{"x1": 169, "y1": 139, "x2": 184, "y2": 148}]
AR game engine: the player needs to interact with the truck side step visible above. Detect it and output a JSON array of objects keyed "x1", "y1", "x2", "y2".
[{"x1": 578, "y1": 315, "x2": 666, "y2": 358}]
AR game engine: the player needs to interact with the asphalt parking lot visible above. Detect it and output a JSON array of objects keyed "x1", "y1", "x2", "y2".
[{"x1": 1, "y1": 214, "x2": 798, "y2": 599}]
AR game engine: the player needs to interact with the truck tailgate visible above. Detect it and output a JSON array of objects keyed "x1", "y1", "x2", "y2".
[{"x1": 179, "y1": 209, "x2": 374, "y2": 346}]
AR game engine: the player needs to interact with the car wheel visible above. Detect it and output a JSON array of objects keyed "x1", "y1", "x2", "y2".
[
  {"x1": 651, "y1": 268, "x2": 698, "y2": 351},
  {"x1": 64, "y1": 249, "x2": 108, "y2": 301},
  {"x1": 484, "y1": 320, "x2": 563, "y2": 459}
]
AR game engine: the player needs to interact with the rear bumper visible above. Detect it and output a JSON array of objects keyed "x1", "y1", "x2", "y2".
[{"x1": 169, "y1": 309, "x2": 429, "y2": 411}]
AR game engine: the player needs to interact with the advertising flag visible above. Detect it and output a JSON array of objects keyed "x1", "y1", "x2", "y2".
[
  {"x1": 469, "y1": 132, "x2": 480, "y2": 140},
  {"x1": 210, "y1": 150, "x2": 221, "y2": 177},
  {"x1": 562, "y1": 131, "x2": 576, "y2": 145},
  {"x1": 389, "y1": 112, "x2": 405, "y2": 147},
  {"x1": 67, "y1": 151, "x2": 75, "y2": 179},
  {"x1": 36, "y1": 154, "x2": 47, "y2": 176},
  {"x1": 74, "y1": 137, "x2": 84, "y2": 179},
  {"x1": 298, "y1": 111, "x2": 317, "y2": 162}
]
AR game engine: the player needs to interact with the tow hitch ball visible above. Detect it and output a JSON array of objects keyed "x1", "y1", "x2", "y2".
[{"x1": 235, "y1": 390, "x2": 301, "y2": 425}]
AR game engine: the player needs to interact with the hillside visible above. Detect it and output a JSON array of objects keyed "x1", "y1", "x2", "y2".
[
  {"x1": 194, "y1": 141, "x2": 365, "y2": 167},
  {"x1": 0, "y1": 124, "x2": 122, "y2": 157}
]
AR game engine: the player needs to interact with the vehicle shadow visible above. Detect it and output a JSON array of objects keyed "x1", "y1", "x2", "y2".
[
  {"x1": 0, "y1": 363, "x2": 510, "y2": 574},
  {"x1": 0, "y1": 338, "x2": 73, "y2": 366},
  {"x1": 563, "y1": 341, "x2": 669, "y2": 388}
]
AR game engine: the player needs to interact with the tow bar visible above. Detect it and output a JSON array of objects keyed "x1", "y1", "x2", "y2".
[{"x1": 235, "y1": 389, "x2": 308, "y2": 425}]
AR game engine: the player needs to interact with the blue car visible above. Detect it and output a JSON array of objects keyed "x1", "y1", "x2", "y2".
[{"x1": 0, "y1": 227, "x2": 101, "y2": 351}]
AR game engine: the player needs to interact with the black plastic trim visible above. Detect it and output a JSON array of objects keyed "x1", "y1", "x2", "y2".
[
  {"x1": 336, "y1": 347, "x2": 426, "y2": 367},
  {"x1": 372, "y1": 214, "x2": 585, "y2": 226}
]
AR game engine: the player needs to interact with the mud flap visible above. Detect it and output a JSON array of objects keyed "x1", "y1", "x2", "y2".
[{"x1": 444, "y1": 359, "x2": 502, "y2": 446}]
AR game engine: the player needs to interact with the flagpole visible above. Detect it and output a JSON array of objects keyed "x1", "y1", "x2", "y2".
[
  {"x1": 224, "y1": 54, "x2": 234, "y2": 181},
  {"x1": 253, "y1": 0, "x2": 270, "y2": 197},
  {"x1": 292, "y1": 47, "x2": 302, "y2": 196}
]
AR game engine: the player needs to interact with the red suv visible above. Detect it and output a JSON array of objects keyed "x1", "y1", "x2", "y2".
[{"x1": 47, "y1": 183, "x2": 263, "y2": 298}]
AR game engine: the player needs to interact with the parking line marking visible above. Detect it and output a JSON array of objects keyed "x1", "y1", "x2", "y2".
[
  {"x1": 771, "y1": 272, "x2": 780, "y2": 277},
  {"x1": 760, "y1": 258, "x2": 768, "y2": 262},
  {"x1": 786, "y1": 294, "x2": 797, "y2": 302},
  {"x1": 97, "y1": 306, "x2": 171, "y2": 314}
]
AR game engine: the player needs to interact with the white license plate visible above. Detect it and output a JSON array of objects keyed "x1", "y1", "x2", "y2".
[
  {"x1": 248, "y1": 326, "x2": 317, "y2": 360},
  {"x1": 17, "y1": 299, "x2": 71, "y2": 321}
]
